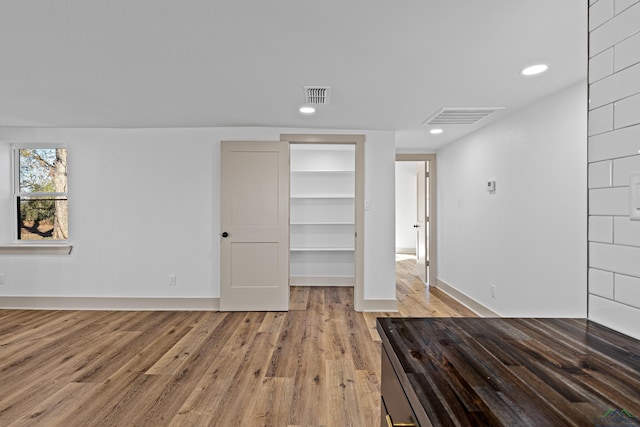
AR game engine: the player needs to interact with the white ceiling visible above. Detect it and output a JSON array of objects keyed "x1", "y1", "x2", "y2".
[{"x1": 0, "y1": 0, "x2": 587, "y2": 151}]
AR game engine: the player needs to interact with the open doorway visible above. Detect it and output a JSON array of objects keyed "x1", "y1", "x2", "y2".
[
  {"x1": 282, "y1": 134, "x2": 365, "y2": 311},
  {"x1": 289, "y1": 143, "x2": 356, "y2": 288},
  {"x1": 395, "y1": 154, "x2": 436, "y2": 290}
]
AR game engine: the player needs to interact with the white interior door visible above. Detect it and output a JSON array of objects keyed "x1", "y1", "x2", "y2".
[
  {"x1": 416, "y1": 163, "x2": 428, "y2": 285},
  {"x1": 220, "y1": 141, "x2": 289, "y2": 311}
]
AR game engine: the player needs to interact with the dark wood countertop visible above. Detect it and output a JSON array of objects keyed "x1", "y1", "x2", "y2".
[{"x1": 377, "y1": 317, "x2": 640, "y2": 427}]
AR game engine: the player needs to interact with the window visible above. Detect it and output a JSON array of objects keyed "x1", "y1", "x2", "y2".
[{"x1": 13, "y1": 146, "x2": 68, "y2": 241}]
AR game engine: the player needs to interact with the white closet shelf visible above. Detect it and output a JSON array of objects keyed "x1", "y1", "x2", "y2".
[{"x1": 290, "y1": 247, "x2": 354, "y2": 252}]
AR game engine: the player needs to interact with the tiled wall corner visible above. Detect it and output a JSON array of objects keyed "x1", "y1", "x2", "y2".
[{"x1": 589, "y1": 0, "x2": 640, "y2": 339}]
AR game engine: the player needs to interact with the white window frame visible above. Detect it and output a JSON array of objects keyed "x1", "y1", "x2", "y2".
[{"x1": 11, "y1": 143, "x2": 68, "y2": 244}]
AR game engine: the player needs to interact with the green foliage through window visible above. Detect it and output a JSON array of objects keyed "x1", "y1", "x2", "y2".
[{"x1": 14, "y1": 147, "x2": 68, "y2": 241}]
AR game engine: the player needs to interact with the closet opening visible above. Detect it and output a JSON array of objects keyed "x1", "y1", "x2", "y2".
[
  {"x1": 290, "y1": 144, "x2": 356, "y2": 287},
  {"x1": 283, "y1": 134, "x2": 365, "y2": 311}
]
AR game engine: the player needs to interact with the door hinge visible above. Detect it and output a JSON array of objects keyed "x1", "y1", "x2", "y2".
[{"x1": 425, "y1": 172, "x2": 430, "y2": 178}]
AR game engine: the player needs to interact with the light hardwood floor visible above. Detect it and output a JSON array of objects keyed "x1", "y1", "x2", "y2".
[{"x1": 0, "y1": 258, "x2": 476, "y2": 426}]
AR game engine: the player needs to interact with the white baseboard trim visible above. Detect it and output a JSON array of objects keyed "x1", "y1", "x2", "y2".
[
  {"x1": 395, "y1": 248, "x2": 416, "y2": 255},
  {"x1": 0, "y1": 295, "x2": 395, "y2": 313},
  {"x1": 0, "y1": 284, "x2": 494, "y2": 316},
  {"x1": 290, "y1": 276, "x2": 355, "y2": 286},
  {"x1": 359, "y1": 298, "x2": 398, "y2": 312},
  {"x1": 434, "y1": 279, "x2": 500, "y2": 317},
  {"x1": 0, "y1": 296, "x2": 220, "y2": 311}
]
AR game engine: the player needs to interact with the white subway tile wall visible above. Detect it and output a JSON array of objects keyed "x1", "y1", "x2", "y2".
[
  {"x1": 589, "y1": 216, "x2": 614, "y2": 243},
  {"x1": 588, "y1": 160, "x2": 613, "y2": 188},
  {"x1": 612, "y1": 155, "x2": 640, "y2": 185},
  {"x1": 615, "y1": 0, "x2": 640, "y2": 14},
  {"x1": 589, "y1": 48, "x2": 614, "y2": 83},
  {"x1": 615, "y1": 273, "x2": 640, "y2": 308},
  {"x1": 589, "y1": 0, "x2": 640, "y2": 338},
  {"x1": 590, "y1": 3, "x2": 640, "y2": 56},
  {"x1": 590, "y1": 242, "x2": 640, "y2": 277},
  {"x1": 588, "y1": 124, "x2": 640, "y2": 161},
  {"x1": 589, "y1": 187, "x2": 631, "y2": 215},
  {"x1": 613, "y1": 216, "x2": 640, "y2": 245},
  {"x1": 590, "y1": 0, "x2": 614, "y2": 30},
  {"x1": 588, "y1": 104, "x2": 614, "y2": 135},
  {"x1": 589, "y1": 268, "x2": 615, "y2": 298},
  {"x1": 614, "y1": 93, "x2": 640, "y2": 129},
  {"x1": 615, "y1": 31, "x2": 640, "y2": 71},
  {"x1": 590, "y1": 294, "x2": 640, "y2": 335},
  {"x1": 589, "y1": 63, "x2": 640, "y2": 109}
]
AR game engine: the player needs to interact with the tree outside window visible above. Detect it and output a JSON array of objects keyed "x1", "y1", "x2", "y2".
[{"x1": 14, "y1": 147, "x2": 68, "y2": 241}]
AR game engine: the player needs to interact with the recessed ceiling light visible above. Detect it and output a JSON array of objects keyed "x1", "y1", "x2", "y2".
[
  {"x1": 430, "y1": 128, "x2": 443, "y2": 134},
  {"x1": 521, "y1": 64, "x2": 548, "y2": 76},
  {"x1": 299, "y1": 106, "x2": 315, "y2": 114}
]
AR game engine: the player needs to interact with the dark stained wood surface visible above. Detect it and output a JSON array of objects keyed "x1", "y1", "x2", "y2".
[{"x1": 377, "y1": 317, "x2": 640, "y2": 427}]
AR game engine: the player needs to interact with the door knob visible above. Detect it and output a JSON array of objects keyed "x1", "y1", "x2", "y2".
[
  {"x1": 413, "y1": 224, "x2": 420, "y2": 228},
  {"x1": 221, "y1": 232, "x2": 229, "y2": 238}
]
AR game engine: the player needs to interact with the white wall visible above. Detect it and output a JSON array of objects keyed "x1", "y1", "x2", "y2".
[
  {"x1": 588, "y1": 0, "x2": 640, "y2": 339},
  {"x1": 437, "y1": 81, "x2": 587, "y2": 317},
  {"x1": 0, "y1": 127, "x2": 396, "y2": 306},
  {"x1": 395, "y1": 162, "x2": 420, "y2": 252},
  {"x1": 362, "y1": 131, "x2": 397, "y2": 301}
]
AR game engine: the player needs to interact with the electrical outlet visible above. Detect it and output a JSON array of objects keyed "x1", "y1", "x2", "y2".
[
  {"x1": 169, "y1": 274, "x2": 176, "y2": 286},
  {"x1": 491, "y1": 285, "x2": 497, "y2": 299},
  {"x1": 0, "y1": 273, "x2": 5, "y2": 285}
]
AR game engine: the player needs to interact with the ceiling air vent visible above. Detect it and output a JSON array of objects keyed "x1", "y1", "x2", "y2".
[
  {"x1": 422, "y1": 107, "x2": 505, "y2": 126},
  {"x1": 304, "y1": 86, "x2": 331, "y2": 105}
]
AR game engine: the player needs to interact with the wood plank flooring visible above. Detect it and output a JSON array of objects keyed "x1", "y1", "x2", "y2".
[{"x1": 0, "y1": 258, "x2": 475, "y2": 427}]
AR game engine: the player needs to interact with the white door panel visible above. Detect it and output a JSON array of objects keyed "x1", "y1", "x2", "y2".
[{"x1": 220, "y1": 141, "x2": 289, "y2": 311}]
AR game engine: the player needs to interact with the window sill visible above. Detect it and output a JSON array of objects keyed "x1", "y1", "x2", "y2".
[{"x1": 0, "y1": 245, "x2": 73, "y2": 255}]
